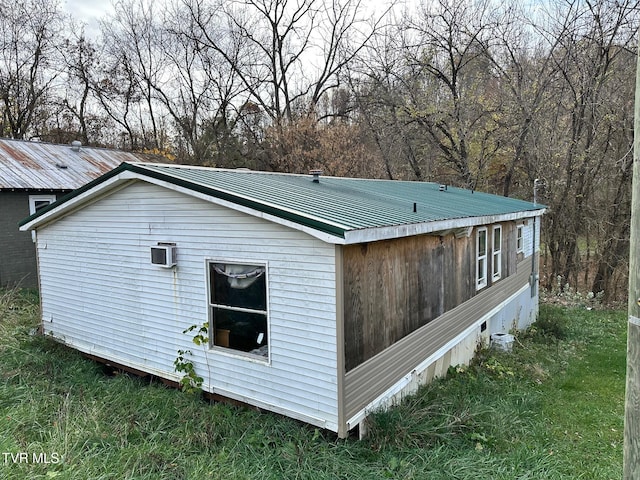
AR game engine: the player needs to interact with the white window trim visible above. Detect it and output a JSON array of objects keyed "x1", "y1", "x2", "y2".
[
  {"x1": 492, "y1": 225, "x2": 502, "y2": 281},
  {"x1": 29, "y1": 194, "x2": 56, "y2": 215},
  {"x1": 516, "y1": 224, "x2": 524, "y2": 253},
  {"x1": 476, "y1": 228, "x2": 487, "y2": 290},
  {"x1": 206, "y1": 259, "x2": 270, "y2": 363},
  {"x1": 28, "y1": 195, "x2": 56, "y2": 241}
]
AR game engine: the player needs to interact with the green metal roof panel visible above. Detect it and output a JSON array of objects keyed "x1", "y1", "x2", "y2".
[
  {"x1": 19, "y1": 162, "x2": 545, "y2": 242},
  {"x1": 136, "y1": 163, "x2": 542, "y2": 231}
]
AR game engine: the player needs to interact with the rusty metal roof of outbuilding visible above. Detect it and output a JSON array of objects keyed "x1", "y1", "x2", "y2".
[{"x1": 0, "y1": 138, "x2": 164, "y2": 191}]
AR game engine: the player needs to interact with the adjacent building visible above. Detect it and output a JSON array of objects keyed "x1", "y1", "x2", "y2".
[{"x1": 0, "y1": 139, "x2": 159, "y2": 287}]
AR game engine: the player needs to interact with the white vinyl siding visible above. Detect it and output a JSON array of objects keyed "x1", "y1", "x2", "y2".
[
  {"x1": 520, "y1": 219, "x2": 540, "y2": 258},
  {"x1": 35, "y1": 182, "x2": 339, "y2": 431}
]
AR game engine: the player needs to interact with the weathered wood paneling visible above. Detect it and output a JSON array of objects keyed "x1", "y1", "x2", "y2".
[
  {"x1": 36, "y1": 181, "x2": 340, "y2": 431},
  {"x1": 343, "y1": 233, "x2": 475, "y2": 371},
  {"x1": 343, "y1": 258, "x2": 534, "y2": 421},
  {"x1": 343, "y1": 222, "x2": 518, "y2": 371}
]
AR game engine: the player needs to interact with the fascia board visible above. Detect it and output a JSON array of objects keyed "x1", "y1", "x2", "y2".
[{"x1": 342, "y1": 209, "x2": 547, "y2": 244}]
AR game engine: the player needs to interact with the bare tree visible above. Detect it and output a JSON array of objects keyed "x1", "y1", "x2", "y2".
[
  {"x1": 396, "y1": 0, "x2": 503, "y2": 188},
  {"x1": 488, "y1": 3, "x2": 567, "y2": 198},
  {"x1": 97, "y1": 0, "x2": 169, "y2": 150},
  {"x1": 154, "y1": 1, "x2": 247, "y2": 165},
  {"x1": 57, "y1": 28, "x2": 100, "y2": 145},
  {"x1": 537, "y1": 0, "x2": 639, "y2": 290},
  {"x1": 345, "y1": 16, "x2": 432, "y2": 181},
  {"x1": 183, "y1": 0, "x2": 388, "y2": 127},
  {"x1": 0, "y1": 0, "x2": 66, "y2": 139},
  {"x1": 92, "y1": 44, "x2": 145, "y2": 150}
]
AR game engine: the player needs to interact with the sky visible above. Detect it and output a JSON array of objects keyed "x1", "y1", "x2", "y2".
[
  {"x1": 59, "y1": 0, "x2": 402, "y2": 36},
  {"x1": 61, "y1": 0, "x2": 116, "y2": 37}
]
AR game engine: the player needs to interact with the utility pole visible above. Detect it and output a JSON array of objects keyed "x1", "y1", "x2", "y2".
[{"x1": 623, "y1": 33, "x2": 640, "y2": 480}]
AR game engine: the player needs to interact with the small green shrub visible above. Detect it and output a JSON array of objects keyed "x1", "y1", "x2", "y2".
[
  {"x1": 532, "y1": 311, "x2": 569, "y2": 340},
  {"x1": 173, "y1": 349, "x2": 203, "y2": 394}
]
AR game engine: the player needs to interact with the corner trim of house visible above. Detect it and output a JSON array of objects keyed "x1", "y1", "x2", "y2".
[{"x1": 335, "y1": 245, "x2": 348, "y2": 438}]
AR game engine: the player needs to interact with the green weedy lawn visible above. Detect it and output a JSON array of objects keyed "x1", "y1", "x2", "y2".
[{"x1": 0, "y1": 289, "x2": 626, "y2": 479}]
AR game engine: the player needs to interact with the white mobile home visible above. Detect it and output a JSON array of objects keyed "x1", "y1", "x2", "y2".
[{"x1": 20, "y1": 162, "x2": 545, "y2": 437}]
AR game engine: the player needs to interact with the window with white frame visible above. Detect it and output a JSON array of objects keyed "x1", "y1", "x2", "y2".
[
  {"x1": 492, "y1": 225, "x2": 502, "y2": 281},
  {"x1": 476, "y1": 228, "x2": 487, "y2": 289},
  {"x1": 516, "y1": 224, "x2": 524, "y2": 253},
  {"x1": 208, "y1": 262, "x2": 269, "y2": 359},
  {"x1": 28, "y1": 195, "x2": 56, "y2": 241},
  {"x1": 29, "y1": 194, "x2": 56, "y2": 215}
]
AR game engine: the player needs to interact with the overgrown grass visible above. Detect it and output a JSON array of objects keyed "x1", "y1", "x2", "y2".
[{"x1": 0, "y1": 289, "x2": 626, "y2": 479}]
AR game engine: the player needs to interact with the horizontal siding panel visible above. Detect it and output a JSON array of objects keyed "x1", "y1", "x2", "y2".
[
  {"x1": 191, "y1": 351, "x2": 336, "y2": 389},
  {"x1": 271, "y1": 338, "x2": 336, "y2": 362},
  {"x1": 45, "y1": 336, "x2": 175, "y2": 373},
  {"x1": 188, "y1": 358, "x2": 337, "y2": 414},
  {"x1": 269, "y1": 276, "x2": 337, "y2": 292},
  {"x1": 343, "y1": 260, "x2": 533, "y2": 419},
  {"x1": 270, "y1": 315, "x2": 337, "y2": 337},
  {"x1": 44, "y1": 315, "x2": 158, "y2": 350},
  {"x1": 203, "y1": 380, "x2": 336, "y2": 418},
  {"x1": 37, "y1": 182, "x2": 340, "y2": 428},
  {"x1": 270, "y1": 333, "x2": 335, "y2": 358},
  {"x1": 47, "y1": 333, "x2": 182, "y2": 379},
  {"x1": 270, "y1": 297, "x2": 337, "y2": 316}
]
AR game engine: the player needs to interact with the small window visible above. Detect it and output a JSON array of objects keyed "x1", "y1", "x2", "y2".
[
  {"x1": 476, "y1": 228, "x2": 487, "y2": 290},
  {"x1": 208, "y1": 262, "x2": 269, "y2": 359},
  {"x1": 516, "y1": 225, "x2": 524, "y2": 253},
  {"x1": 492, "y1": 225, "x2": 502, "y2": 281},
  {"x1": 28, "y1": 195, "x2": 56, "y2": 241},
  {"x1": 29, "y1": 194, "x2": 56, "y2": 215}
]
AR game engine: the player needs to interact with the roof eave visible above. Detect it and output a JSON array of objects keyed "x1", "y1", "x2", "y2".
[
  {"x1": 342, "y1": 209, "x2": 546, "y2": 244},
  {"x1": 18, "y1": 163, "x2": 349, "y2": 244},
  {"x1": 19, "y1": 161, "x2": 546, "y2": 246}
]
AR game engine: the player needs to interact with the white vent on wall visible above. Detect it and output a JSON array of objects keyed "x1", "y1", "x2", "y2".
[{"x1": 150, "y1": 243, "x2": 177, "y2": 268}]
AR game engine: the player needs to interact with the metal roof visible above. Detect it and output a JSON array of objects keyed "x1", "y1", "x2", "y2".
[
  {"x1": 0, "y1": 138, "x2": 162, "y2": 191},
  {"x1": 137, "y1": 162, "x2": 544, "y2": 227},
  {"x1": 20, "y1": 162, "x2": 546, "y2": 244}
]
